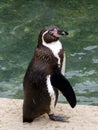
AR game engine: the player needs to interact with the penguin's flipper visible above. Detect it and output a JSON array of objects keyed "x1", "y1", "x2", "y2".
[{"x1": 50, "y1": 70, "x2": 76, "y2": 108}]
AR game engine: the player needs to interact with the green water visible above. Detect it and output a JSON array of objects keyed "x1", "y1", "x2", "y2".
[{"x1": 0, "y1": 0, "x2": 98, "y2": 105}]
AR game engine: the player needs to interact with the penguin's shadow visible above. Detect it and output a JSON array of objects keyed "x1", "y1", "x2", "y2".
[{"x1": 63, "y1": 116, "x2": 70, "y2": 123}]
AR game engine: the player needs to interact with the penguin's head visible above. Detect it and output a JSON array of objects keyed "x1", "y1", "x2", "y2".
[{"x1": 38, "y1": 26, "x2": 68, "y2": 46}]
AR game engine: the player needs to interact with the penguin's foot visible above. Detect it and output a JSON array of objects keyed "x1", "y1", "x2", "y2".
[{"x1": 49, "y1": 114, "x2": 66, "y2": 122}]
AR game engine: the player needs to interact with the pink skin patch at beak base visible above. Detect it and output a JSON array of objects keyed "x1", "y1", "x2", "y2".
[{"x1": 50, "y1": 29, "x2": 62, "y2": 38}]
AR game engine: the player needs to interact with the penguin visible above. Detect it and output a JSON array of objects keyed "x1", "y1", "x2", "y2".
[{"x1": 23, "y1": 25, "x2": 76, "y2": 123}]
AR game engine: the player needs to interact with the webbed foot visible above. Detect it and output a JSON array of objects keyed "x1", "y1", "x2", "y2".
[{"x1": 49, "y1": 114, "x2": 68, "y2": 122}]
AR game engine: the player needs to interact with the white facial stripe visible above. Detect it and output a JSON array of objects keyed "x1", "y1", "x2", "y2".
[
  {"x1": 46, "y1": 75, "x2": 55, "y2": 114},
  {"x1": 42, "y1": 33, "x2": 62, "y2": 65},
  {"x1": 42, "y1": 30, "x2": 48, "y2": 41}
]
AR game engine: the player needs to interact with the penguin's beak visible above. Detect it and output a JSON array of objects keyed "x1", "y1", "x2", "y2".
[
  {"x1": 57, "y1": 30, "x2": 69, "y2": 36},
  {"x1": 48, "y1": 28, "x2": 68, "y2": 38}
]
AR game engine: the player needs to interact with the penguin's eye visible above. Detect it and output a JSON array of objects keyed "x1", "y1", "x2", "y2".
[{"x1": 48, "y1": 29, "x2": 54, "y2": 35}]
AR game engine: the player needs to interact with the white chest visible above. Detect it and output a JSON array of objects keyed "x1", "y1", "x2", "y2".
[{"x1": 42, "y1": 40, "x2": 62, "y2": 65}]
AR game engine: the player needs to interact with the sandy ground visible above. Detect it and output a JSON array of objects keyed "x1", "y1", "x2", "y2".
[{"x1": 0, "y1": 98, "x2": 98, "y2": 130}]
